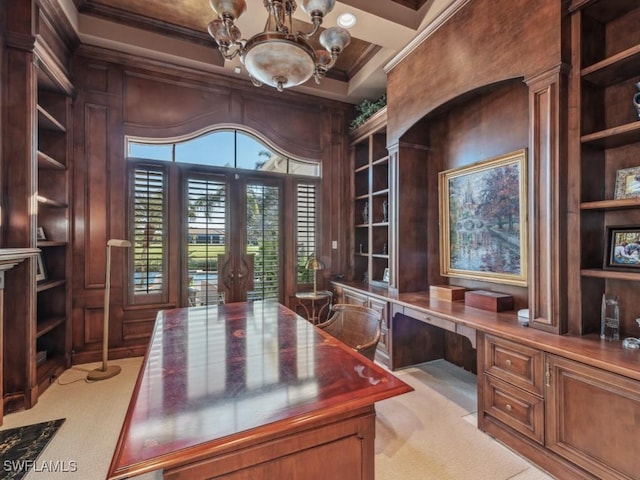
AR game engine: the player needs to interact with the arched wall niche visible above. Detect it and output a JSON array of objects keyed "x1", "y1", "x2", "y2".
[
  {"x1": 400, "y1": 77, "x2": 529, "y2": 166},
  {"x1": 392, "y1": 77, "x2": 530, "y2": 302}
]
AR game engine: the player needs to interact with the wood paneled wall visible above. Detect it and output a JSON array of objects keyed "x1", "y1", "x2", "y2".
[
  {"x1": 386, "y1": 0, "x2": 562, "y2": 145},
  {"x1": 70, "y1": 46, "x2": 351, "y2": 362}
]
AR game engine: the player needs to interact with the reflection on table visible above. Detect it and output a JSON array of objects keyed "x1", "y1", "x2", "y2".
[{"x1": 108, "y1": 301, "x2": 412, "y2": 480}]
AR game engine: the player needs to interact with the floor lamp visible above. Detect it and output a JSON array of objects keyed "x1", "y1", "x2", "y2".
[{"x1": 87, "y1": 239, "x2": 132, "y2": 381}]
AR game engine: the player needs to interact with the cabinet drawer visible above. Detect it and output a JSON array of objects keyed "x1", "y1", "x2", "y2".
[
  {"x1": 483, "y1": 375, "x2": 544, "y2": 445},
  {"x1": 483, "y1": 335, "x2": 543, "y2": 396},
  {"x1": 403, "y1": 306, "x2": 456, "y2": 332}
]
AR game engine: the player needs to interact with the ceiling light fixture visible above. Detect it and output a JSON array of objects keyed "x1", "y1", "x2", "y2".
[
  {"x1": 337, "y1": 12, "x2": 357, "y2": 28},
  {"x1": 208, "y1": 0, "x2": 351, "y2": 92}
]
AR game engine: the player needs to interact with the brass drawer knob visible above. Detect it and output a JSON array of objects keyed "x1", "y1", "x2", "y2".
[
  {"x1": 505, "y1": 359, "x2": 512, "y2": 367},
  {"x1": 506, "y1": 404, "x2": 512, "y2": 412}
]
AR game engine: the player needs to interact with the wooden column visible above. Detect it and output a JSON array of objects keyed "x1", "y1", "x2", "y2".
[{"x1": 525, "y1": 65, "x2": 569, "y2": 333}]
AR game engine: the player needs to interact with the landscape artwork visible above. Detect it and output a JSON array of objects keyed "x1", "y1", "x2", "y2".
[{"x1": 439, "y1": 150, "x2": 527, "y2": 286}]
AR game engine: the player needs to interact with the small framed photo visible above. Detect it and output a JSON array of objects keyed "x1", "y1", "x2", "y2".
[
  {"x1": 614, "y1": 166, "x2": 640, "y2": 199},
  {"x1": 604, "y1": 225, "x2": 640, "y2": 269},
  {"x1": 36, "y1": 226, "x2": 47, "y2": 241},
  {"x1": 36, "y1": 252, "x2": 47, "y2": 282},
  {"x1": 382, "y1": 267, "x2": 389, "y2": 283}
]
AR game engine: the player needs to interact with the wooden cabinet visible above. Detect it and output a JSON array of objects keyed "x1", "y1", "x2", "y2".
[
  {"x1": 478, "y1": 332, "x2": 640, "y2": 479},
  {"x1": 479, "y1": 334, "x2": 544, "y2": 445},
  {"x1": 35, "y1": 72, "x2": 72, "y2": 392},
  {"x1": 568, "y1": 0, "x2": 640, "y2": 336},
  {"x1": 350, "y1": 108, "x2": 389, "y2": 288},
  {"x1": 367, "y1": 297, "x2": 390, "y2": 364},
  {"x1": 546, "y1": 354, "x2": 640, "y2": 480}
]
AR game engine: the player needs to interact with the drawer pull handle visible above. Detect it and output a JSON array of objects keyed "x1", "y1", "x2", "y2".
[
  {"x1": 506, "y1": 404, "x2": 512, "y2": 412},
  {"x1": 505, "y1": 359, "x2": 512, "y2": 367}
]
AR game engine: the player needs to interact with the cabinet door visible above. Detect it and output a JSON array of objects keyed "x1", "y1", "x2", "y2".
[
  {"x1": 546, "y1": 354, "x2": 640, "y2": 480},
  {"x1": 367, "y1": 297, "x2": 388, "y2": 355},
  {"x1": 343, "y1": 290, "x2": 367, "y2": 306}
]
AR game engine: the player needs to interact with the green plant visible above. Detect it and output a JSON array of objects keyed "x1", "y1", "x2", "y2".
[{"x1": 349, "y1": 93, "x2": 386, "y2": 130}]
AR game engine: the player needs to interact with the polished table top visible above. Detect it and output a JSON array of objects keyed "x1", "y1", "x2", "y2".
[{"x1": 108, "y1": 301, "x2": 412, "y2": 479}]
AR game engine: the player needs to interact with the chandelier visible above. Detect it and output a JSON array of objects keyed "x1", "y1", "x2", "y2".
[{"x1": 208, "y1": 0, "x2": 351, "y2": 91}]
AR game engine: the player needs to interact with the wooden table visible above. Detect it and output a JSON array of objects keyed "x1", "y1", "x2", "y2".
[{"x1": 108, "y1": 301, "x2": 412, "y2": 480}]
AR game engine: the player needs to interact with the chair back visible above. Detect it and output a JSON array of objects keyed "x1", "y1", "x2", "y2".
[{"x1": 317, "y1": 303, "x2": 382, "y2": 361}]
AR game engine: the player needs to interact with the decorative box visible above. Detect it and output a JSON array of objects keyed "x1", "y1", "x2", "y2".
[
  {"x1": 465, "y1": 290, "x2": 514, "y2": 312},
  {"x1": 429, "y1": 284, "x2": 467, "y2": 302}
]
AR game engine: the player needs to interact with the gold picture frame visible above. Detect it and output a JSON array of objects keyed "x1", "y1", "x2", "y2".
[
  {"x1": 614, "y1": 166, "x2": 640, "y2": 199},
  {"x1": 439, "y1": 149, "x2": 528, "y2": 286}
]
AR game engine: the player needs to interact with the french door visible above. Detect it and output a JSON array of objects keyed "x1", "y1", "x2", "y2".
[{"x1": 186, "y1": 172, "x2": 282, "y2": 304}]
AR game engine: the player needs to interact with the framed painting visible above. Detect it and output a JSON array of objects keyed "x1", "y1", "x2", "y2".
[
  {"x1": 614, "y1": 166, "x2": 640, "y2": 199},
  {"x1": 604, "y1": 225, "x2": 640, "y2": 269},
  {"x1": 439, "y1": 149, "x2": 528, "y2": 286}
]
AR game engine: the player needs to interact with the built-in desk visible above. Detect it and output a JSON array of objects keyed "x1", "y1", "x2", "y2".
[
  {"x1": 332, "y1": 280, "x2": 640, "y2": 479},
  {"x1": 331, "y1": 280, "x2": 640, "y2": 381},
  {"x1": 108, "y1": 301, "x2": 412, "y2": 480}
]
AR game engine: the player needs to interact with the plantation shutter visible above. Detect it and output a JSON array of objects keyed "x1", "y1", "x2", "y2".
[
  {"x1": 246, "y1": 182, "x2": 281, "y2": 301},
  {"x1": 296, "y1": 182, "x2": 317, "y2": 284},
  {"x1": 131, "y1": 165, "x2": 166, "y2": 304},
  {"x1": 187, "y1": 176, "x2": 227, "y2": 305}
]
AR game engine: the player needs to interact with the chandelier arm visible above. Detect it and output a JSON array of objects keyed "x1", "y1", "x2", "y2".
[
  {"x1": 314, "y1": 49, "x2": 339, "y2": 82},
  {"x1": 296, "y1": 21, "x2": 321, "y2": 40}
]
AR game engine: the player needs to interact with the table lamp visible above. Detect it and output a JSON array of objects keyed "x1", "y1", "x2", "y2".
[
  {"x1": 305, "y1": 255, "x2": 324, "y2": 295},
  {"x1": 88, "y1": 239, "x2": 132, "y2": 381}
]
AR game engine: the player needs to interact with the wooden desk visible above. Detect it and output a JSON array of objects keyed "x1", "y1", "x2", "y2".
[{"x1": 108, "y1": 301, "x2": 412, "y2": 480}]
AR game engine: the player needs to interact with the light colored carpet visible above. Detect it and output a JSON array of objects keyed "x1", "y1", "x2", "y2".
[
  {"x1": 0, "y1": 357, "x2": 554, "y2": 479},
  {"x1": 376, "y1": 360, "x2": 554, "y2": 480},
  {"x1": 0, "y1": 357, "x2": 143, "y2": 479}
]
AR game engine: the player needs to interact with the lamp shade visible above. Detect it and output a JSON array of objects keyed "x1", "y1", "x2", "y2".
[
  {"x1": 305, "y1": 256, "x2": 324, "y2": 271},
  {"x1": 210, "y1": 0, "x2": 247, "y2": 20}
]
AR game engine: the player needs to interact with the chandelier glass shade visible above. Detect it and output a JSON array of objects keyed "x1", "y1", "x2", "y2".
[{"x1": 208, "y1": 0, "x2": 351, "y2": 91}]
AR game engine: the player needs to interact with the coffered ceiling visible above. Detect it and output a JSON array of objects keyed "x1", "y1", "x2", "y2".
[{"x1": 65, "y1": 0, "x2": 457, "y2": 103}]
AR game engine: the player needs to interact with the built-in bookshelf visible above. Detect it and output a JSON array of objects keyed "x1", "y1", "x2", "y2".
[
  {"x1": 350, "y1": 108, "x2": 389, "y2": 288},
  {"x1": 570, "y1": 0, "x2": 640, "y2": 336},
  {"x1": 35, "y1": 68, "x2": 72, "y2": 392}
]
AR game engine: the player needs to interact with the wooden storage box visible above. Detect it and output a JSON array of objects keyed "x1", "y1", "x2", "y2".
[
  {"x1": 429, "y1": 285, "x2": 467, "y2": 302},
  {"x1": 465, "y1": 290, "x2": 514, "y2": 312}
]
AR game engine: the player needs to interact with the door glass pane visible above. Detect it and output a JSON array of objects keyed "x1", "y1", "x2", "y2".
[
  {"x1": 187, "y1": 176, "x2": 227, "y2": 306},
  {"x1": 246, "y1": 183, "x2": 281, "y2": 301}
]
